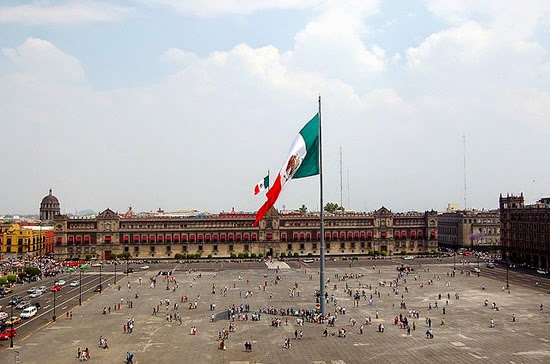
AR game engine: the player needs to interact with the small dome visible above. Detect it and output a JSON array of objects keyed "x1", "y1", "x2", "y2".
[{"x1": 41, "y1": 189, "x2": 59, "y2": 205}]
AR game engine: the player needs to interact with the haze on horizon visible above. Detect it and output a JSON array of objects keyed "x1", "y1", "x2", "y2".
[{"x1": 1, "y1": 0, "x2": 549, "y2": 216}]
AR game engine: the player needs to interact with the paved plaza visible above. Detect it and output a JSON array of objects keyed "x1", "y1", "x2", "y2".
[{"x1": 1, "y1": 259, "x2": 549, "y2": 364}]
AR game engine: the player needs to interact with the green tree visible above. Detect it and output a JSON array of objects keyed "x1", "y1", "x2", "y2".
[
  {"x1": 258, "y1": 252, "x2": 264, "y2": 258},
  {"x1": 110, "y1": 253, "x2": 118, "y2": 260},
  {"x1": 25, "y1": 267, "x2": 41, "y2": 277},
  {"x1": 230, "y1": 253, "x2": 237, "y2": 258},
  {"x1": 85, "y1": 254, "x2": 93, "y2": 260},
  {"x1": 174, "y1": 253, "x2": 183, "y2": 259},
  {"x1": 324, "y1": 202, "x2": 344, "y2": 213},
  {"x1": 400, "y1": 250, "x2": 407, "y2": 255},
  {"x1": 298, "y1": 204, "x2": 308, "y2": 214},
  {"x1": 7, "y1": 274, "x2": 17, "y2": 283},
  {"x1": 293, "y1": 252, "x2": 299, "y2": 257},
  {"x1": 250, "y1": 253, "x2": 257, "y2": 258},
  {"x1": 280, "y1": 252, "x2": 286, "y2": 258},
  {"x1": 0, "y1": 277, "x2": 7, "y2": 285}
]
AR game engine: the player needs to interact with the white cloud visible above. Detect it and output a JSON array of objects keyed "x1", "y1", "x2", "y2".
[
  {"x1": 2, "y1": 37, "x2": 85, "y2": 82},
  {"x1": 1, "y1": 1, "x2": 549, "y2": 215},
  {"x1": 136, "y1": 0, "x2": 319, "y2": 17},
  {"x1": 159, "y1": 48, "x2": 200, "y2": 66},
  {"x1": 0, "y1": 1, "x2": 133, "y2": 25}
]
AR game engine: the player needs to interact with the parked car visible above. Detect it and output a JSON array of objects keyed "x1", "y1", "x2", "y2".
[
  {"x1": 140, "y1": 265, "x2": 150, "y2": 270},
  {"x1": 2, "y1": 287, "x2": 14, "y2": 295},
  {"x1": 69, "y1": 281, "x2": 79, "y2": 287},
  {"x1": 30, "y1": 302, "x2": 41, "y2": 310},
  {"x1": 0, "y1": 312, "x2": 9, "y2": 320},
  {"x1": 0, "y1": 328, "x2": 17, "y2": 340},
  {"x1": 487, "y1": 263, "x2": 495, "y2": 268},
  {"x1": 123, "y1": 268, "x2": 134, "y2": 274},
  {"x1": 55, "y1": 280, "x2": 66, "y2": 286},
  {"x1": 15, "y1": 301, "x2": 31, "y2": 310},
  {"x1": 537, "y1": 269, "x2": 548, "y2": 275},
  {"x1": 20, "y1": 306, "x2": 38, "y2": 319},
  {"x1": 472, "y1": 267, "x2": 481, "y2": 273},
  {"x1": 37, "y1": 286, "x2": 47, "y2": 292},
  {"x1": 27, "y1": 287, "x2": 38, "y2": 294},
  {"x1": 93, "y1": 284, "x2": 102, "y2": 292}
]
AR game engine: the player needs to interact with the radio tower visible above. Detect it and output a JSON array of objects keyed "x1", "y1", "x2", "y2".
[
  {"x1": 339, "y1": 147, "x2": 343, "y2": 210},
  {"x1": 463, "y1": 132, "x2": 467, "y2": 210}
]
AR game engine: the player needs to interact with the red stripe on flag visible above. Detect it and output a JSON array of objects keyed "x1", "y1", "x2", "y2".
[
  {"x1": 254, "y1": 184, "x2": 261, "y2": 195},
  {"x1": 254, "y1": 173, "x2": 283, "y2": 226}
]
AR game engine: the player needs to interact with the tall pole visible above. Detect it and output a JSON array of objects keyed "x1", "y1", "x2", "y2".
[
  {"x1": 114, "y1": 260, "x2": 117, "y2": 285},
  {"x1": 53, "y1": 290, "x2": 56, "y2": 322},
  {"x1": 10, "y1": 303, "x2": 14, "y2": 347},
  {"x1": 79, "y1": 268, "x2": 82, "y2": 306},
  {"x1": 99, "y1": 264, "x2": 102, "y2": 292},
  {"x1": 506, "y1": 261, "x2": 510, "y2": 289},
  {"x1": 319, "y1": 95, "x2": 326, "y2": 315}
]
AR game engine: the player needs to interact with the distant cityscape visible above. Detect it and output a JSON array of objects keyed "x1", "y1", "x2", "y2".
[{"x1": 1, "y1": 190, "x2": 548, "y2": 272}]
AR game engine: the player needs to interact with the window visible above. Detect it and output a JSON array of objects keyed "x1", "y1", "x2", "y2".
[
  {"x1": 229, "y1": 244, "x2": 234, "y2": 251},
  {"x1": 326, "y1": 242, "x2": 331, "y2": 249},
  {"x1": 213, "y1": 245, "x2": 218, "y2": 251},
  {"x1": 244, "y1": 244, "x2": 249, "y2": 251},
  {"x1": 300, "y1": 243, "x2": 305, "y2": 250},
  {"x1": 198, "y1": 245, "x2": 203, "y2": 251},
  {"x1": 287, "y1": 243, "x2": 292, "y2": 251},
  {"x1": 340, "y1": 242, "x2": 345, "y2": 249}
]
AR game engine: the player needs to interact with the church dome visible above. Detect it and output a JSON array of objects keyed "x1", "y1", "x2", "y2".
[{"x1": 41, "y1": 189, "x2": 59, "y2": 206}]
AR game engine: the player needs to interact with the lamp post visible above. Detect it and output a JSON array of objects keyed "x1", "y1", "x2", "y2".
[
  {"x1": 114, "y1": 260, "x2": 117, "y2": 285},
  {"x1": 52, "y1": 289, "x2": 57, "y2": 322},
  {"x1": 10, "y1": 302, "x2": 14, "y2": 348},
  {"x1": 506, "y1": 260, "x2": 510, "y2": 290},
  {"x1": 79, "y1": 267, "x2": 82, "y2": 306},
  {"x1": 99, "y1": 264, "x2": 102, "y2": 293},
  {"x1": 126, "y1": 255, "x2": 129, "y2": 277}
]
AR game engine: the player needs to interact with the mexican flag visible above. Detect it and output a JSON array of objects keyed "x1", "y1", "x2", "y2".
[
  {"x1": 254, "y1": 114, "x2": 319, "y2": 226},
  {"x1": 253, "y1": 174, "x2": 270, "y2": 195}
]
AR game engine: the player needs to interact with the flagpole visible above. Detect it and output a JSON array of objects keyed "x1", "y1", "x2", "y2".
[{"x1": 318, "y1": 95, "x2": 326, "y2": 316}]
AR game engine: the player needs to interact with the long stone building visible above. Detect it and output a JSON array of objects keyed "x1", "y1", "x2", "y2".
[
  {"x1": 52, "y1": 206, "x2": 438, "y2": 261},
  {"x1": 499, "y1": 193, "x2": 550, "y2": 271}
]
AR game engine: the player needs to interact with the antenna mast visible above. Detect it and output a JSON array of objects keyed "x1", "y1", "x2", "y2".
[
  {"x1": 463, "y1": 132, "x2": 467, "y2": 210},
  {"x1": 339, "y1": 147, "x2": 343, "y2": 209}
]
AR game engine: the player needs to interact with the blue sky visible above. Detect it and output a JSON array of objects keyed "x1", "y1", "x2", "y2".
[{"x1": 1, "y1": 0, "x2": 549, "y2": 215}]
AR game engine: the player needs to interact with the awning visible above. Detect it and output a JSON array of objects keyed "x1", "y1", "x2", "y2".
[
  {"x1": 367, "y1": 232, "x2": 372, "y2": 238},
  {"x1": 348, "y1": 233, "x2": 353, "y2": 239},
  {"x1": 251, "y1": 233, "x2": 257, "y2": 241},
  {"x1": 236, "y1": 234, "x2": 241, "y2": 241},
  {"x1": 325, "y1": 232, "x2": 330, "y2": 239},
  {"x1": 198, "y1": 235, "x2": 203, "y2": 241},
  {"x1": 166, "y1": 235, "x2": 172, "y2": 241},
  {"x1": 418, "y1": 231, "x2": 423, "y2": 237},
  {"x1": 158, "y1": 236, "x2": 163, "y2": 241},
  {"x1": 317, "y1": 232, "x2": 321, "y2": 239},
  {"x1": 381, "y1": 232, "x2": 387, "y2": 238},
  {"x1": 340, "y1": 233, "x2": 346, "y2": 239},
  {"x1": 68, "y1": 236, "x2": 74, "y2": 242},
  {"x1": 395, "y1": 232, "x2": 400, "y2": 237},
  {"x1": 56, "y1": 237, "x2": 62, "y2": 243},
  {"x1": 361, "y1": 232, "x2": 366, "y2": 238},
  {"x1": 190, "y1": 235, "x2": 195, "y2": 241},
  {"x1": 221, "y1": 235, "x2": 226, "y2": 241},
  {"x1": 142, "y1": 236, "x2": 147, "y2": 241},
  {"x1": 332, "y1": 233, "x2": 338, "y2": 239},
  {"x1": 281, "y1": 233, "x2": 287, "y2": 240},
  {"x1": 105, "y1": 236, "x2": 112, "y2": 241},
  {"x1": 182, "y1": 235, "x2": 188, "y2": 241},
  {"x1": 431, "y1": 231, "x2": 436, "y2": 237},
  {"x1": 228, "y1": 234, "x2": 234, "y2": 241},
  {"x1": 174, "y1": 235, "x2": 180, "y2": 242},
  {"x1": 294, "y1": 233, "x2": 298, "y2": 240},
  {"x1": 401, "y1": 231, "x2": 407, "y2": 237},
  {"x1": 300, "y1": 233, "x2": 305, "y2": 240},
  {"x1": 266, "y1": 233, "x2": 273, "y2": 239},
  {"x1": 213, "y1": 235, "x2": 218, "y2": 241},
  {"x1": 124, "y1": 236, "x2": 130, "y2": 241},
  {"x1": 244, "y1": 233, "x2": 249, "y2": 240},
  {"x1": 134, "y1": 236, "x2": 139, "y2": 241},
  {"x1": 354, "y1": 232, "x2": 359, "y2": 239},
  {"x1": 411, "y1": 231, "x2": 416, "y2": 237},
  {"x1": 149, "y1": 235, "x2": 155, "y2": 241},
  {"x1": 76, "y1": 236, "x2": 82, "y2": 242},
  {"x1": 84, "y1": 236, "x2": 90, "y2": 242},
  {"x1": 205, "y1": 235, "x2": 211, "y2": 241},
  {"x1": 306, "y1": 233, "x2": 311, "y2": 240}
]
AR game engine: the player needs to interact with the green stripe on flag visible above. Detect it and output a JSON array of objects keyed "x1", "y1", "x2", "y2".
[{"x1": 293, "y1": 113, "x2": 319, "y2": 179}]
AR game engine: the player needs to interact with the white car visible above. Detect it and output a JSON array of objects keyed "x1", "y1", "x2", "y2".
[
  {"x1": 29, "y1": 291, "x2": 42, "y2": 298},
  {"x1": 140, "y1": 265, "x2": 150, "y2": 270},
  {"x1": 20, "y1": 306, "x2": 38, "y2": 318},
  {"x1": 472, "y1": 267, "x2": 481, "y2": 273},
  {"x1": 0, "y1": 311, "x2": 8, "y2": 320},
  {"x1": 537, "y1": 269, "x2": 548, "y2": 275},
  {"x1": 69, "y1": 281, "x2": 79, "y2": 287},
  {"x1": 91, "y1": 263, "x2": 102, "y2": 267},
  {"x1": 55, "y1": 280, "x2": 66, "y2": 286}
]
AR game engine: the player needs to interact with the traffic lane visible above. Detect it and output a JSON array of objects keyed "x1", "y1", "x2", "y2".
[
  {"x1": 0, "y1": 273, "x2": 117, "y2": 350},
  {"x1": 482, "y1": 267, "x2": 550, "y2": 292}
]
